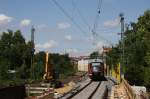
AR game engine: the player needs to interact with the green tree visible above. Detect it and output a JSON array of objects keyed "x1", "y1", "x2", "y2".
[
  {"x1": 0, "y1": 30, "x2": 31, "y2": 82},
  {"x1": 50, "y1": 53, "x2": 75, "y2": 78},
  {"x1": 106, "y1": 47, "x2": 120, "y2": 70},
  {"x1": 107, "y1": 10, "x2": 150, "y2": 90},
  {"x1": 34, "y1": 51, "x2": 46, "y2": 79}
]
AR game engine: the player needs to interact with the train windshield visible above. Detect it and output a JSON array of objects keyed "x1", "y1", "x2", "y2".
[{"x1": 91, "y1": 62, "x2": 101, "y2": 67}]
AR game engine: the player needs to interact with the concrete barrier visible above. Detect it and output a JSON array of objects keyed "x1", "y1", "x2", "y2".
[{"x1": 122, "y1": 79, "x2": 136, "y2": 99}]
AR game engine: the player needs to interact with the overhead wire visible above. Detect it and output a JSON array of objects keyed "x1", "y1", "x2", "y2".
[
  {"x1": 71, "y1": 0, "x2": 91, "y2": 31},
  {"x1": 71, "y1": 0, "x2": 113, "y2": 46},
  {"x1": 97, "y1": 34, "x2": 114, "y2": 46},
  {"x1": 92, "y1": 0, "x2": 113, "y2": 46},
  {"x1": 50, "y1": 0, "x2": 113, "y2": 46},
  {"x1": 92, "y1": 0, "x2": 103, "y2": 46},
  {"x1": 92, "y1": 0, "x2": 103, "y2": 33},
  {"x1": 50, "y1": 0, "x2": 88, "y2": 36}
]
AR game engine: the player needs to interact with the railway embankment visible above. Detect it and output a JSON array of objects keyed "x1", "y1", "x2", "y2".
[{"x1": 25, "y1": 72, "x2": 86, "y2": 99}]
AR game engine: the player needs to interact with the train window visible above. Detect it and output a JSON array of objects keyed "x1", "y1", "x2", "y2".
[{"x1": 91, "y1": 63, "x2": 101, "y2": 67}]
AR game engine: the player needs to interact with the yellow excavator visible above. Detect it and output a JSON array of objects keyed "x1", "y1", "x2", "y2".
[
  {"x1": 43, "y1": 52, "x2": 53, "y2": 82},
  {"x1": 43, "y1": 52, "x2": 62, "y2": 88}
]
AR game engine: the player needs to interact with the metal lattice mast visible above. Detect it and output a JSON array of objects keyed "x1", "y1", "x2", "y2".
[
  {"x1": 119, "y1": 13, "x2": 125, "y2": 79},
  {"x1": 31, "y1": 26, "x2": 35, "y2": 79}
]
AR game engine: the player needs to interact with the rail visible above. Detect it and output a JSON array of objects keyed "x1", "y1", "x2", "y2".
[
  {"x1": 87, "y1": 82, "x2": 101, "y2": 99},
  {"x1": 94, "y1": 81, "x2": 109, "y2": 99},
  {"x1": 60, "y1": 77, "x2": 115, "y2": 99},
  {"x1": 61, "y1": 81, "x2": 108, "y2": 99},
  {"x1": 66, "y1": 81, "x2": 92, "y2": 99}
]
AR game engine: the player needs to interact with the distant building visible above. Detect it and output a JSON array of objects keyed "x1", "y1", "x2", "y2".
[
  {"x1": 77, "y1": 59, "x2": 89, "y2": 72},
  {"x1": 102, "y1": 46, "x2": 112, "y2": 53}
]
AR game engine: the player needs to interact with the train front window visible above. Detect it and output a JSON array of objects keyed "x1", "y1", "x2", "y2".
[{"x1": 92, "y1": 63, "x2": 100, "y2": 67}]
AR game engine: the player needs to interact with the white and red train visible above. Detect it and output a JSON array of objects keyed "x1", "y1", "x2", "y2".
[{"x1": 88, "y1": 59, "x2": 105, "y2": 80}]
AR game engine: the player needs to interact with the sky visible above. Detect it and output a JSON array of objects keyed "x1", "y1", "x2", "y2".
[{"x1": 0, "y1": 0, "x2": 150, "y2": 56}]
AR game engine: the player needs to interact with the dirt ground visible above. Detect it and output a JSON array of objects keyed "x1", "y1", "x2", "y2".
[
  {"x1": 59, "y1": 72, "x2": 87, "y2": 84},
  {"x1": 54, "y1": 72, "x2": 87, "y2": 97},
  {"x1": 113, "y1": 83, "x2": 130, "y2": 99}
]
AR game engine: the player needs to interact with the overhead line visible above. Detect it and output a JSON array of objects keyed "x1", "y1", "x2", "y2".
[
  {"x1": 71, "y1": 0, "x2": 91, "y2": 31},
  {"x1": 71, "y1": 0, "x2": 113, "y2": 46},
  {"x1": 97, "y1": 34, "x2": 114, "y2": 46},
  {"x1": 93, "y1": 0, "x2": 103, "y2": 33},
  {"x1": 50, "y1": 0, "x2": 113, "y2": 46},
  {"x1": 92, "y1": 0, "x2": 113, "y2": 46},
  {"x1": 92, "y1": 0, "x2": 103, "y2": 46},
  {"x1": 50, "y1": 0, "x2": 88, "y2": 36}
]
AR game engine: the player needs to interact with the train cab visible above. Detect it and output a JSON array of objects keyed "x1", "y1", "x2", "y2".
[{"x1": 88, "y1": 59, "x2": 104, "y2": 80}]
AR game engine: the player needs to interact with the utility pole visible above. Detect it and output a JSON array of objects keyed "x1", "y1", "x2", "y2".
[
  {"x1": 119, "y1": 13, "x2": 125, "y2": 79},
  {"x1": 31, "y1": 26, "x2": 35, "y2": 79}
]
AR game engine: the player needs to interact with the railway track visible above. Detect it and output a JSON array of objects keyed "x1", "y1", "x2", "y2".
[
  {"x1": 69, "y1": 81, "x2": 101, "y2": 99},
  {"x1": 65, "y1": 80, "x2": 93, "y2": 99},
  {"x1": 87, "y1": 81, "x2": 101, "y2": 99},
  {"x1": 59, "y1": 77, "x2": 117, "y2": 99},
  {"x1": 61, "y1": 80, "x2": 108, "y2": 99}
]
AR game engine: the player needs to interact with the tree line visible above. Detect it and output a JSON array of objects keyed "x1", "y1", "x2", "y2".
[
  {"x1": 106, "y1": 10, "x2": 150, "y2": 90},
  {"x1": 0, "y1": 30, "x2": 76, "y2": 87}
]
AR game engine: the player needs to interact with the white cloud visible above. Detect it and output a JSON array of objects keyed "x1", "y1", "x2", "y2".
[
  {"x1": 57, "y1": 22, "x2": 70, "y2": 29},
  {"x1": 64, "y1": 35, "x2": 72, "y2": 41},
  {"x1": 91, "y1": 41, "x2": 107, "y2": 53},
  {"x1": 20, "y1": 19, "x2": 31, "y2": 26},
  {"x1": 96, "y1": 41, "x2": 109, "y2": 49},
  {"x1": 0, "y1": 14, "x2": 12, "y2": 25},
  {"x1": 35, "y1": 40, "x2": 57, "y2": 50},
  {"x1": 103, "y1": 18, "x2": 119, "y2": 28},
  {"x1": 96, "y1": 41, "x2": 104, "y2": 48},
  {"x1": 66, "y1": 48, "x2": 78, "y2": 53}
]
